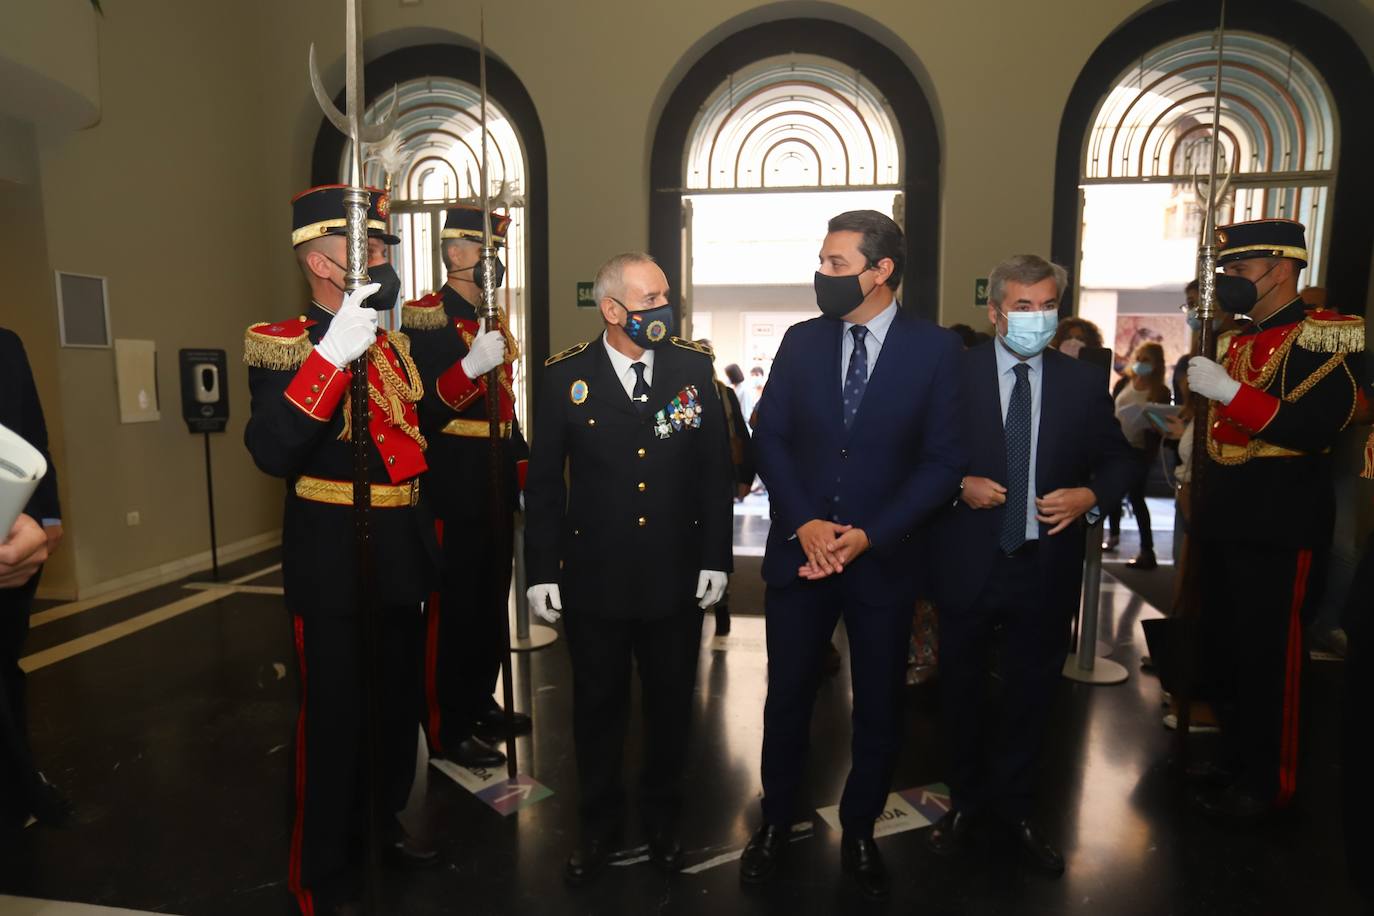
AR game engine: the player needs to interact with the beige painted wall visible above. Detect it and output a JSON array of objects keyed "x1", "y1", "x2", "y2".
[
  {"x1": 34, "y1": 0, "x2": 281, "y2": 592},
  {"x1": 8, "y1": 0, "x2": 1373, "y2": 591}
]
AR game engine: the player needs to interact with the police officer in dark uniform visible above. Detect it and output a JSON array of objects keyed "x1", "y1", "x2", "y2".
[
  {"x1": 243, "y1": 185, "x2": 439, "y2": 915},
  {"x1": 1185, "y1": 218, "x2": 1364, "y2": 821},
  {"x1": 523, "y1": 252, "x2": 733, "y2": 884},
  {"x1": 401, "y1": 206, "x2": 529, "y2": 768}
]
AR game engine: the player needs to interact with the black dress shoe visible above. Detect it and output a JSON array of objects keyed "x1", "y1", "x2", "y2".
[
  {"x1": 840, "y1": 833, "x2": 890, "y2": 901},
  {"x1": 564, "y1": 840, "x2": 610, "y2": 886},
  {"x1": 474, "y1": 704, "x2": 533, "y2": 736},
  {"x1": 926, "y1": 809, "x2": 979, "y2": 858},
  {"x1": 648, "y1": 833, "x2": 683, "y2": 873},
  {"x1": 447, "y1": 735, "x2": 506, "y2": 768},
  {"x1": 739, "y1": 824, "x2": 787, "y2": 884},
  {"x1": 1008, "y1": 819, "x2": 1064, "y2": 877},
  {"x1": 383, "y1": 833, "x2": 442, "y2": 870},
  {"x1": 1127, "y1": 549, "x2": 1158, "y2": 570},
  {"x1": 1193, "y1": 785, "x2": 1272, "y2": 823},
  {"x1": 1102, "y1": 534, "x2": 1120, "y2": 552}
]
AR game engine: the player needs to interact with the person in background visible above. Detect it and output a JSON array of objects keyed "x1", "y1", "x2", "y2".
[
  {"x1": 742, "y1": 365, "x2": 766, "y2": 429},
  {"x1": 1172, "y1": 280, "x2": 1201, "y2": 403},
  {"x1": 949, "y1": 323, "x2": 982, "y2": 350},
  {"x1": 700, "y1": 341, "x2": 755, "y2": 635},
  {"x1": 0, "y1": 327, "x2": 70, "y2": 833},
  {"x1": 725, "y1": 362, "x2": 747, "y2": 411},
  {"x1": 1104, "y1": 342, "x2": 1168, "y2": 567},
  {"x1": 1049, "y1": 316, "x2": 1104, "y2": 359}
]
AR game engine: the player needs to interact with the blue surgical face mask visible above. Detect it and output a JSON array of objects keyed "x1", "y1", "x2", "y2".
[
  {"x1": 1131, "y1": 361, "x2": 1155, "y2": 378},
  {"x1": 998, "y1": 308, "x2": 1059, "y2": 358}
]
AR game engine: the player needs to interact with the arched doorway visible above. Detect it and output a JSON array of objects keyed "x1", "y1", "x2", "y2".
[
  {"x1": 1052, "y1": 0, "x2": 1374, "y2": 328},
  {"x1": 650, "y1": 19, "x2": 940, "y2": 323},
  {"x1": 310, "y1": 43, "x2": 550, "y2": 409}
]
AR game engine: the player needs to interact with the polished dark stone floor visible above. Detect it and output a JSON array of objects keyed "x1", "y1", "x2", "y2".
[{"x1": 0, "y1": 548, "x2": 1365, "y2": 915}]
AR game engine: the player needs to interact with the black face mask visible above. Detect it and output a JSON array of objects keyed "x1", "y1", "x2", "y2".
[
  {"x1": 1215, "y1": 262, "x2": 1279, "y2": 315},
  {"x1": 612, "y1": 298, "x2": 675, "y2": 349},
  {"x1": 449, "y1": 257, "x2": 506, "y2": 290},
  {"x1": 326, "y1": 256, "x2": 401, "y2": 311},
  {"x1": 814, "y1": 269, "x2": 873, "y2": 319}
]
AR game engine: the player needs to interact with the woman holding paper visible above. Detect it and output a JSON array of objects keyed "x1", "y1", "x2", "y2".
[{"x1": 1105, "y1": 342, "x2": 1170, "y2": 568}]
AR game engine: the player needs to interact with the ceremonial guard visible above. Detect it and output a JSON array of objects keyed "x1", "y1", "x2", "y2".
[
  {"x1": 1185, "y1": 218, "x2": 1364, "y2": 821},
  {"x1": 524, "y1": 252, "x2": 732, "y2": 884},
  {"x1": 401, "y1": 205, "x2": 529, "y2": 768},
  {"x1": 244, "y1": 185, "x2": 438, "y2": 915}
]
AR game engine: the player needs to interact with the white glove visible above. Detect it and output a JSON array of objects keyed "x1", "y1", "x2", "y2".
[
  {"x1": 462, "y1": 329, "x2": 507, "y2": 379},
  {"x1": 695, "y1": 570, "x2": 728, "y2": 609},
  {"x1": 528, "y1": 583, "x2": 562, "y2": 623},
  {"x1": 315, "y1": 283, "x2": 381, "y2": 368},
  {"x1": 1187, "y1": 356, "x2": 1242, "y2": 405}
]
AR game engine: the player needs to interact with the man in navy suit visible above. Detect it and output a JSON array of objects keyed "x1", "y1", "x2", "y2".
[
  {"x1": 738, "y1": 211, "x2": 965, "y2": 900},
  {"x1": 925, "y1": 255, "x2": 1137, "y2": 877}
]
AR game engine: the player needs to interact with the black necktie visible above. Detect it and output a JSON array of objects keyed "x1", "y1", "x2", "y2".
[
  {"x1": 1000, "y1": 363, "x2": 1032, "y2": 554},
  {"x1": 631, "y1": 361, "x2": 651, "y2": 415}
]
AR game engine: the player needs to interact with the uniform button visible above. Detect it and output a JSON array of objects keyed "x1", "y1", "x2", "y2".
[
  {"x1": 840, "y1": 448, "x2": 848, "y2": 458},
  {"x1": 588, "y1": 418, "x2": 596, "y2": 426},
  {"x1": 573, "y1": 528, "x2": 580, "y2": 536},
  {"x1": 305, "y1": 396, "x2": 314, "y2": 404},
  {"x1": 376, "y1": 433, "x2": 385, "y2": 443},
  {"x1": 318, "y1": 373, "x2": 326, "y2": 381},
  {"x1": 387, "y1": 455, "x2": 396, "y2": 466},
  {"x1": 638, "y1": 516, "x2": 647, "y2": 527},
  {"x1": 637, "y1": 482, "x2": 646, "y2": 492},
  {"x1": 311, "y1": 384, "x2": 320, "y2": 393},
  {"x1": 637, "y1": 448, "x2": 646, "y2": 458}
]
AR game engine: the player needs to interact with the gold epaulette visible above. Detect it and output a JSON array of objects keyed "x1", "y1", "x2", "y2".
[
  {"x1": 1297, "y1": 310, "x2": 1364, "y2": 354},
  {"x1": 244, "y1": 317, "x2": 315, "y2": 370},
  {"x1": 386, "y1": 328, "x2": 412, "y2": 356},
  {"x1": 545, "y1": 341, "x2": 590, "y2": 366},
  {"x1": 401, "y1": 293, "x2": 448, "y2": 330},
  {"x1": 670, "y1": 336, "x2": 713, "y2": 357}
]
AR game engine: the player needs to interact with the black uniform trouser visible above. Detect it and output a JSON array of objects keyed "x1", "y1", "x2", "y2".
[
  {"x1": 288, "y1": 606, "x2": 421, "y2": 915},
  {"x1": 1344, "y1": 533, "x2": 1374, "y2": 898},
  {"x1": 563, "y1": 605, "x2": 704, "y2": 843},
  {"x1": 1198, "y1": 538, "x2": 1311, "y2": 806},
  {"x1": 759, "y1": 575, "x2": 911, "y2": 837},
  {"x1": 938, "y1": 544, "x2": 1072, "y2": 820},
  {"x1": 422, "y1": 516, "x2": 512, "y2": 755},
  {"x1": 0, "y1": 573, "x2": 40, "y2": 825}
]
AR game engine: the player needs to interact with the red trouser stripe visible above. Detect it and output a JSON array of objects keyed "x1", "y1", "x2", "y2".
[
  {"x1": 289, "y1": 615, "x2": 315, "y2": 916},
  {"x1": 424, "y1": 519, "x2": 445, "y2": 753},
  {"x1": 1276, "y1": 548, "x2": 1312, "y2": 808}
]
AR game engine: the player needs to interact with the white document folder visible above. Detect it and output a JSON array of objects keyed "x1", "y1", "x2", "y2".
[{"x1": 0, "y1": 422, "x2": 47, "y2": 535}]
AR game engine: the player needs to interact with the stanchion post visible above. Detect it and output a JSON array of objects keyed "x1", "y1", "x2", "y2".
[{"x1": 1064, "y1": 516, "x2": 1128, "y2": 685}]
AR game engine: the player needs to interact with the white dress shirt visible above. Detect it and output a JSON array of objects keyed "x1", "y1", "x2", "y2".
[
  {"x1": 603, "y1": 331, "x2": 654, "y2": 401},
  {"x1": 839, "y1": 300, "x2": 899, "y2": 387},
  {"x1": 994, "y1": 339, "x2": 1044, "y2": 542}
]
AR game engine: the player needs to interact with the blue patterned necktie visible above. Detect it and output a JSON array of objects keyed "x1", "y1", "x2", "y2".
[
  {"x1": 843, "y1": 325, "x2": 869, "y2": 429},
  {"x1": 631, "y1": 361, "x2": 651, "y2": 415},
  {"x1": 1000, "y1": 362, "x2": 1032, "y2": 554}
]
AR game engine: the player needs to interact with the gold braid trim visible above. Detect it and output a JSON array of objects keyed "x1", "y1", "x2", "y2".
[
  {"x1": 243, "y1": 323, "x2": 312, "y2": 370},
  {"x1": 401, "y1": 300, "x2": 448, "y2": 330},
  {"x1": 1297, "y1": 317, "x2": 1364, "y2": 354},
  {"x1": 336, "y1": 338, "x2": 428, "y2": 451},
  {"x1": 1363, "y1": 428, "x2": 1374, "y2": 480},
  {"x1": 1281, "y1": 350, "x2": 1347, "y2": 403}
]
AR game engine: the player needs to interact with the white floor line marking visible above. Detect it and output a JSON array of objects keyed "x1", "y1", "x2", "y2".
[
  {"x1": 28, "y1": 563, "x2": 279, "y2": 629},
  {"x1": 0, "y1": 894, "x2": 174, "y2": 914},
  {"x1": 183, "y1": 583, "x2": 286, "y2": 596},
  {"x1": 20, "y1": 588, "x2": 232, "y2": 673}
]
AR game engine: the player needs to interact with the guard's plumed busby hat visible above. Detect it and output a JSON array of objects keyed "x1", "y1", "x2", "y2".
[
  {"x1": 291, "y1": 184, "x2": 400, "y2": 247},
  {"x1": 441, "y1": 205, "x2": 510, "y2": 247},
  {"x1": 1216, "y1": 218, "x2": 1308, "y2": 269}
]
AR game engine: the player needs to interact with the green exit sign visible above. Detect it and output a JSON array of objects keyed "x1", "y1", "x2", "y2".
[
  {"x1": 974, "y1": 277, "x2": 989, "y2": 306},
  {"x1": 576, "y1": 281, "x2": 595, "y2": 308}
]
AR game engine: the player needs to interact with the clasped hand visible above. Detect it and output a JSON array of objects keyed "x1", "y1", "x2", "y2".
[
  {"x1": 963, "y1": 478, "x2": 1096, "y2": 536},
  {"x1": 795, "y1": 519, "x2": 869, "y2": 580}
]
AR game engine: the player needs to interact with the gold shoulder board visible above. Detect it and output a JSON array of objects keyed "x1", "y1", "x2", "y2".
[
  {"x1": 243, "y1": 318, "x2": 313, "y2": 370},
  {"x1": 545, "y1": 341, "x2": 590, "y2": 366},
  {"x1": 670, "y1": 336, "x2": 713, "y2": 357}
]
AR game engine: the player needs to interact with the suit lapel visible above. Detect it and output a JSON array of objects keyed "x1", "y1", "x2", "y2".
[
  {"x1": 588, "y1": 338, "x2": 639, "y2": 418},
  {"x1": 846, "y1": 312, "x2": 901, "y2": 436},
  {"x1": 826, "y1": 320, "x2": 847, "y2": 437},
  {"x1": 1036, "y1": 351, "x2": 1058, "y2": 495},
  {"x1": 977, "y1": 343, "x2": 1008, "y2": 482}
]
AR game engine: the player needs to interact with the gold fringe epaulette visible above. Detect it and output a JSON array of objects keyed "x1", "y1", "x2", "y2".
[
  {"x1": 401, "y1": 294, "x2": 448, "y2": 331},
  {"x1": 670, "y1": 336, "x2": 713, "y2": 357},
  {"x1": 1297, "y1": 311, "x2": 1364, "y2": 354},
  {"x1": 243, "y1": 318, "x2": 314, "y2": 370},
  {"x1": 545, "y1": 341, "x2": 590, "y2": 366}
]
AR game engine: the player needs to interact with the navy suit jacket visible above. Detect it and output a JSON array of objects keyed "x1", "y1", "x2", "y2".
[
  {"x1": 929, "y1": 341, "x2": 1139, "y2": 616},
  {"x1": 754, "y1": 309, "x2": 965, "y2": 605},
  {"x1": 0, "y1": 328, "x2": 61, "y2": 523}
]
